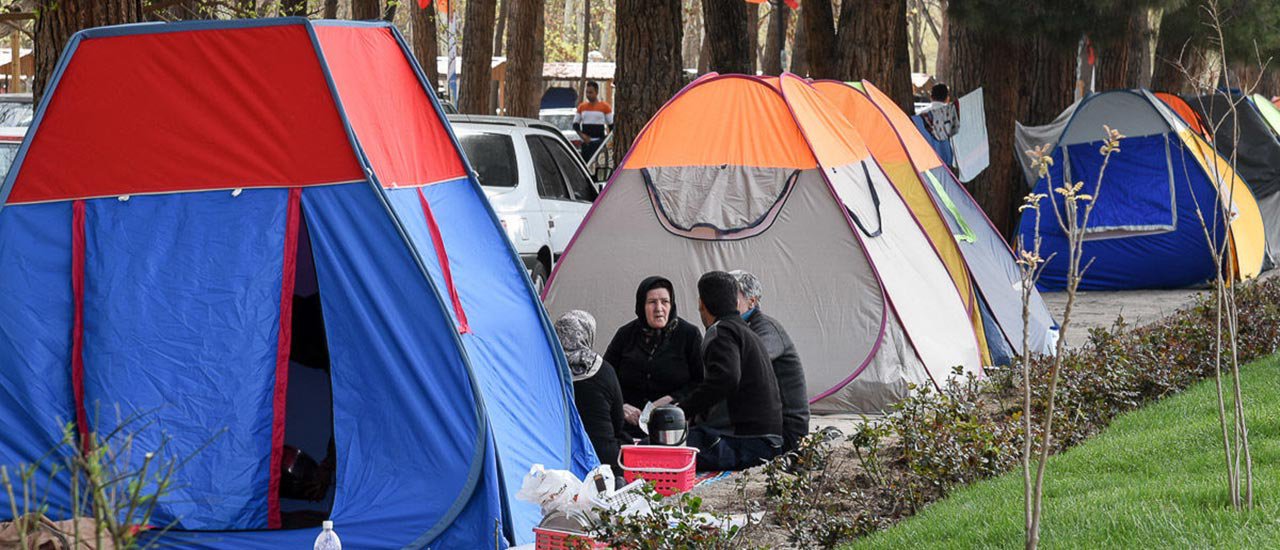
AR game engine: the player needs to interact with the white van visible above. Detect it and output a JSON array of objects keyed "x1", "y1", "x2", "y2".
[{"x1": 450, "y1": 116, "x2": 599, "y2": 293}]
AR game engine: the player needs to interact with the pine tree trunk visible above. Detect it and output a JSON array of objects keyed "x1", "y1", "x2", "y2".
[
  {"x1": 492, "y1": 0, "x2": 511, "y2": 111},
  {"x1": 505, "y1": 0, "x2": 545, "y2": 118},
  {"x1": 762, "y1": 2, "x2": 788, "y2": 75},
  {"x1": 1023, "y1": 38, "x2": 1076, "y2": 126},
  {"x1": 352, "y1": 0, "x2": 381, "y2": 20},
  {"x1": 615, "y1": 0, "x2": 682, "y2": 155},
  {"x1": 848, "y1": 0, "x2": 912, "y2": 111},
  {"x1": 683, "y1": 0, "x2": 702, "y2": 70},
  {"x1": 746, "y1": 2, "x2": 759, "y2": 74},
  {"x1": 459, "y1": 0, "x2": 497, "y2": 114},
  {"x1": 1150, "y1": 21, "x2": 1189, "y2": 93},
  {"x1": 324, "y1": 0, "x2": 339, "y2": 18},
  {"x1": 791, "y1": 7, "x2": 808, "y2": 75},
  {"x1": 938, "y1": 11, "x2": 1021, "y2": 237},
  {"x1": 281, "y1": 0, "x2": 307, "y2": 16},
  {"x1": 698, "y1": 31, "x2": 711, "y2": 73},
  {"x1": 580, "y1": 0, "x2": 592, "y2": 95},
  {"x1": 703, "y1": 0, "x2": 751, "y2": 74},
  {"x1": 801, "y1": 0, "x2": 838, "y2": 78},
  {"x1": 34, "y1": 0, "x2": 144, "y2": 103},
  {"x1": 1097, "y1": 9, "x2": 1152, "y2": 90},
  {"x1": 413, "y1": 0, "x2": 441, "y2": 93}
]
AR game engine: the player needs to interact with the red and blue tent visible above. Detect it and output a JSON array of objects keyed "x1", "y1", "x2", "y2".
[{"x1": 0, "y1": 18, "x2": 594, "y2": 547}]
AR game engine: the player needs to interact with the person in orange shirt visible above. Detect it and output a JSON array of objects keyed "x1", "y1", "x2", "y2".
[{"x1": 573, "y1": 81, "x2": 613, "y2": 161}]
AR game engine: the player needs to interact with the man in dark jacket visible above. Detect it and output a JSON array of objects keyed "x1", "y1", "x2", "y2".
[
  {"x1": 679, "y1": 271, "x2": 784, "y2": 471},
  {"x1": 730, "y1": 270, "x2": 810, "y2": 453}
]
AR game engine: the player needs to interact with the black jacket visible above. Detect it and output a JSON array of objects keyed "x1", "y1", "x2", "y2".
[
  {"x1": 681, "y1": 315, "x2": 783, "y2": 437},
  {"x1": 746, "y1": 309, "x2": 810, "y2": 451},
  {"x1": 605, "y1": 318, "x2": 704, "y2": 407},
  {"x1": 573, "y1": 362, "x2": 629, "y2": 475},
  {"x1": 604, "y1": 276, "x2": 704, "y2": 407}
]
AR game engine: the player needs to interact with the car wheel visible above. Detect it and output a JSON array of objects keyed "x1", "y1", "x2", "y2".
[{"x1": 532, "y1": 260, "x2": 549, "y2": 296}]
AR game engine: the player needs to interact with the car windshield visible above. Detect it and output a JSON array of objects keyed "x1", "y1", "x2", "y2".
[
  {"x1": 457, "y1": 131, "x2": 518, "y2": 188},
  {"x1": 541, "y1": 113, "x2": 575, "y2": 131},
  {"x1": 0, "y1": 102, "x2": 33, "y2": 127},
  {"x1": 0, "y1": 142, "x2": 20, "y2": 177}
]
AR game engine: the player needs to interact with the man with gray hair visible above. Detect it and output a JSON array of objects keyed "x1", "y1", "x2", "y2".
[{"x1": 730, "y1": 270, "x2": 810, "y2": 452}]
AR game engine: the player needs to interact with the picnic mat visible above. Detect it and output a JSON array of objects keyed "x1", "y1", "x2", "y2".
[{"x1": 694, "y1": 470, "x2": 733, "y2": 488}]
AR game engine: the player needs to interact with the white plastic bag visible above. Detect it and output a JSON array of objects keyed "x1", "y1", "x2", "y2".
[{"x1": 516, "y1": 464, "x2": 584, "y2": 515}]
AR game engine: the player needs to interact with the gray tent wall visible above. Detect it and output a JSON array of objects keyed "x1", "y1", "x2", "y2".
[{"x1": 1185, "y1": 92, "x2": 1280, "y2": 269}]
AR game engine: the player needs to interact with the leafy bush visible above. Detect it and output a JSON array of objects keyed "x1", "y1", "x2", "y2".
[{"x1": 588, "y1": 486, "x2": 747, "y2": 549}]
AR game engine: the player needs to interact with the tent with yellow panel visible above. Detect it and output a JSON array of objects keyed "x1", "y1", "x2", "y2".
[
  {"x1": 1015, "y1": 90, "x2": 1263, "y2": 290},
  {"x1": 544, "y1": 73, "x2": 983, "y2": 413},
  {"x1": 814, "y1": 79, "x2": 1058, "y2": 361}
]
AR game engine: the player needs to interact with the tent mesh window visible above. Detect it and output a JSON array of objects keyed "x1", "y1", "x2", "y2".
[{"x1": 641, "y1": 166, "x2": 799, "y2": 239}]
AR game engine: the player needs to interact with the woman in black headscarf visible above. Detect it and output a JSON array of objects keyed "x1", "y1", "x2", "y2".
[
  {"x1": 555, "y1": 310, "x2": 628, "y2": 476},
  {"x1": 603, "y1": 276, "x2": 704, "y2": 431}
]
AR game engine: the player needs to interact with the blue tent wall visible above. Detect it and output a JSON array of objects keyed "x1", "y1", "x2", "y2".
[
  {"x1": 0, "y1": 202, "x2": 76, "y2": 518},
  {"x1": 81, "y1": 190, "x2": 288, "y2": 530},
  {"x1": 1020, "y1": 134, "x2": 1224, "y2": 290},
  {"x1": 388, "y1": 179, "x2": 599, "y2": 541}
]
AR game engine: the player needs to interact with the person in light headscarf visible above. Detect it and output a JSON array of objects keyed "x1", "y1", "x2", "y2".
[{"x1": 555, "y1": 310, "x2": 629, "y2": 475}]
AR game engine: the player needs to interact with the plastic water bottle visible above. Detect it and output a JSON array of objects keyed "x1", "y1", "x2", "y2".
[{"x1": 314, "y1": 520, "x2": 341, "y2": 550}]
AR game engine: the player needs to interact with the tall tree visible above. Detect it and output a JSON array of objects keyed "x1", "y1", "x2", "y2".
[
  {"x1": 505, "y1": 0, "x2": 546, "y2": 118},
  {"x1": 34, "y1": 0, "x2": 144, "y2": 102},
  {"x1": 702, "y1": 0, "x2": 751, "y2": 73},
  {"x1": 413, "y1": 0, "x2": 441, "y2": 93},
  {"x1": 800, "y1": 0, "x2": 838, "y2": 77},
  {"x1": 802, "y1": 0, "x2": 912, "y2": 109},
  {"x1": 352, "y1": 0, "x2": 381, "y2": 19},
  {"x1": 324, "y1": 0, "x2": 339, "y2": 18},
  {"x1": 791, "y1": 7, "x2": 808, "y2": 75},
  {"x1": 939, "y1": 1, "x2": 1083, "y2": 236},
  {"x1": 849, "y1": 0, "x2": 912, "y2": 110},
  {"x1": 746, "y1": 2, "x2": 759, "y2": 73},
  {"x1": 615, "y1": 0, "x2": 682, "y2": 155},
  {"x1": 459, "y1": 0, "x2": 497, "y2": 113},
  {"x1": 761, "y1": 1, "x2": 789, "y2": 75},
  {"x1": 1096, "y1": 7, "x2": 1159, "y2": 89},
  {"x1": 492, "y1": 0, "x2": 510, "y2": 114},
  {"x1": 580, "y1": 0, "x2": 592, "y2": 96}
]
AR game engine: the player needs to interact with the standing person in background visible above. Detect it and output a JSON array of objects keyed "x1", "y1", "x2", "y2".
[
  {"x1": 681, "y1": 271, "x2": 784, "y2": 471},
  {"x1": 573, "y1": 81, "x2": 613, "y2": 162},
  {"x1": 555, "y1": 310, "x2": 628, "y2": 476},
  {"x1": 604, "y1": 276, "x2": 704, "y2": 437},
  {"x1": 729, "y1": 270, "x2": 810, "y2": 453}
]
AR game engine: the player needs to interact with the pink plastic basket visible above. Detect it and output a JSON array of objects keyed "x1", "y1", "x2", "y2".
[
  {"x1": 618, "y1": 445, "x2": 698, "y2": 496},
  {"x1": 533, "y1": 527, "x2": 607, "y2": 549}
]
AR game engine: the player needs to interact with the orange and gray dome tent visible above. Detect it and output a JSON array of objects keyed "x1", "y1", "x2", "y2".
[
  {"x1": 543, "y1": 74, "x2": 983, "y2": 414},
  {"x1": 813, "y1": 80, "x2": 1058, "y2": 360}
]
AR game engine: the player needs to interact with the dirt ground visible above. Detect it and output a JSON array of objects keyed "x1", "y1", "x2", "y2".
[{"x1": 695, "y1": 275, "x2": 1272, "y2": 546}]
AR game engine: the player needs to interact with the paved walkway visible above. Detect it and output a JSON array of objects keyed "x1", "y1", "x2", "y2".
[{"x1": 1041, "y1": 269, "x2": 1277, "y2": 349}]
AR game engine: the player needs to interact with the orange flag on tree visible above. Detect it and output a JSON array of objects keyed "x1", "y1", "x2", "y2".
[{"x1": 419, "y1": 0, "x2": 451, "y2": 13}]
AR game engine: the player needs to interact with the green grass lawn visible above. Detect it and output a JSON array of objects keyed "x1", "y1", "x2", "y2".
[{"x1": 848, "y1": 354, "x2": 1280, "y2": 549}]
